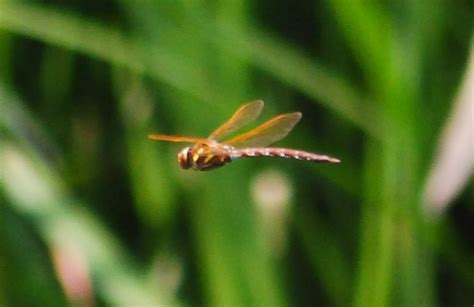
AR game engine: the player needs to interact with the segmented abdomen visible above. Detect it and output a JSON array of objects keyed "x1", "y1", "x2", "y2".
[{"x1": 230, "y1": 148, "x2": 340, "y2": 163}]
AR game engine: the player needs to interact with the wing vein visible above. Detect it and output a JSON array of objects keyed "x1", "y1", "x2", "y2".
[
  {"x1": 223, "y1": 112, "x2": 302, "y2": 148},
  {"x1": 208, "y1": 100, "x2": 264, "y2": 140}
]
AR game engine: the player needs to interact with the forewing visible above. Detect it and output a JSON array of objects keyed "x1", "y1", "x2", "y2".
[
  {"x1": 208, "y1": 100, "x2": 264, "y2": 140},
  {"x1": 223, "y1": 112, "x2": 302, "y2": 148},
  {"x1": 148, "y1": 134, "x2": 210, "y2": 144}
]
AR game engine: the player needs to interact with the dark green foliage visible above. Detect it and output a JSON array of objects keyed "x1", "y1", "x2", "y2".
[{"x1": 0, "y1": 1, "x2": 472, "y2": 306}]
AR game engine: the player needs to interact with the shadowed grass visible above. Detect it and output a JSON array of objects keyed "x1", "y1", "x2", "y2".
[{"x1": 0, "y1": 1, "x2": 472, "y2": 306}]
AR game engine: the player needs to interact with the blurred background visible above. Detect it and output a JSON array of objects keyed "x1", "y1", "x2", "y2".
[{"x1": 0, "y1": 1, "x2": 473, "y2": 306}]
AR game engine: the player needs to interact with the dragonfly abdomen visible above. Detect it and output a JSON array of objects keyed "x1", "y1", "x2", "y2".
[{"x1": 231, "y1": 148, "x2": 340, "y2": 163}]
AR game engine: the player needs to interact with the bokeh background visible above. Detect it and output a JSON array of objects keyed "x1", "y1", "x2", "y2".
[{"x1": 0, "y1": 1, "x2": 473, "y2": 306}]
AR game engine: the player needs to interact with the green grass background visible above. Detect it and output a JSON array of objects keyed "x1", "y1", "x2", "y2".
[{"x1": 0, "y1": 1, "x2": 473, "y2": 306}]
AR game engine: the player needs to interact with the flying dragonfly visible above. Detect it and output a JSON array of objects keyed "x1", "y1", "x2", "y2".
[{"x1": 148, "y1": 100, "x2": 340, "y2": 171}]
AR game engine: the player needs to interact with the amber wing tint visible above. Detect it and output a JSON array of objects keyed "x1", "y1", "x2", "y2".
[
  {"x1": 207, "y1": 100, "x2": 264, "y2": 140},
  {"x1": 148, "y1": 134, "x2": 210, "y2": 144},
  {"x1": 223, "y1": 112, "x2": 302, "y2": 148}
]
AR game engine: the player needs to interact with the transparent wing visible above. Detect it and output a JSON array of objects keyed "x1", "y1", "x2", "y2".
[
  {"x1": 208, "y1": 100, "x2": 264, "y2": 140},
  {"x1": 223, "y1": 112, "x2": 302, "y2": 148},
  {"x1": 148, "y1": 134, "x2": 211, "y2": 144}
]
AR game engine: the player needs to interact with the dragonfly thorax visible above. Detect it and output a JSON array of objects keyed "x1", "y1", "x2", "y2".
[{"x1": 177, "y1": 144, "x2": 233, "y2": 171}]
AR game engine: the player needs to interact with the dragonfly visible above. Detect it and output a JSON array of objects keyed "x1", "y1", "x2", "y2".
[{"x1": 148, "y1": 100, "x2": 340, "y2": 171}]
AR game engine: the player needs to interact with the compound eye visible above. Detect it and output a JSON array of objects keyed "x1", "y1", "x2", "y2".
[{"x1": 177, "y1": 147, "x2": 191, "y2": 169}]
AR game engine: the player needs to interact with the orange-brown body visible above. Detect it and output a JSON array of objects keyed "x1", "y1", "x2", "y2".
[
  {"x1": 177, "y1": 143, "x2": 232, "y2": 171},
  {"x1": 149, "y1": 100, "x2": 340, "y2": 171}
]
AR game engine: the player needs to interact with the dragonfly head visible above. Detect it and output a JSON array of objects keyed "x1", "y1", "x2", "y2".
[{"x1": 177, "y1": 147, "x2": 192, "y2": 169}]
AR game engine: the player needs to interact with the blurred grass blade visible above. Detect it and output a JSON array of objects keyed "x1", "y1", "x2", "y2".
[
  {"x1": 0, "y1": 85, "x2": 181, "y2": 306},
  {"x1": 210, "y1": 22, "x2": 383, "y2": 138},
  {"x1": 0, "y1": 0, "x2": 374, "y2": 202},
  {"x1": 1, "y1": 142, "x2": 173, "y2": 305},
  {"x1": 327, "y1": 1, "x2": 440, "y2": 306},
  {"x1": 423, "y1": 42, "x2": 474, "y2": 217},
  {"x1": 326, "y1": 0, "x2": 391, "y2": 92},
  {"x1": 0, "y1": 1, "x2": 381, "y2": 138},
  {"x1": 0, "y1": 1, "x2": 224, "y2": 105},
  {"x1": 294, "y1": 207, "x2": 351, "y2": 306},
  {"x1": 115, "y1": 74, "x2": 178, "y2": 228}
]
